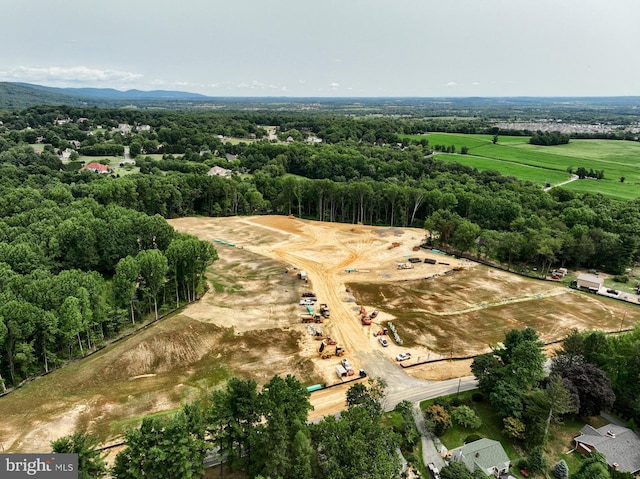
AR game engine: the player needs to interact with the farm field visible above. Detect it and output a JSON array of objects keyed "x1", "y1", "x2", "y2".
[
  {"x1": 402, "y1": 133, "x2": 640, "y2": 200},
  {"x1": 1, "y1": 216, "x2": 638, "y2": 454}
]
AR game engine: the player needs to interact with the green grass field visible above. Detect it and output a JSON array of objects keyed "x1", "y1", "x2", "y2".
[{"x1": 401, "y1": 133, "x2": 640, "y2": 200}]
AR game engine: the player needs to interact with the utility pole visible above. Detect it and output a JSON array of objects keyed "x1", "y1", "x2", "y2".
[
  {"x1": 619, "y1": 311, "x2": 626, "y2": 333},
  {"x1": 456, "y1": 378, "x2": 461, "y2": 396},
  {"x1": 450, "y1": 338, "x2": 454, "y2": 361}
]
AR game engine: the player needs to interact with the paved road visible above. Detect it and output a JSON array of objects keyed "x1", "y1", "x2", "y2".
[
  {"x1": 413, "y1": 403, "x2": 445, "y2": 470},
  {"x1": 310, "y1": 348, "x2": 478, "y2": 417}
]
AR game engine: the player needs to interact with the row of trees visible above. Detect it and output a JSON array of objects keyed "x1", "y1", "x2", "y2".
[
  {"x1": 529, "y1": 131, "x2": 571, "y2": 146},
  {"x1": 51, "y1": 375, "x2": 400, "y2": 479}
]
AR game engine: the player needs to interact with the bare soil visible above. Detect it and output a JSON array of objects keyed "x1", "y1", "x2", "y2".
[{"x1": 1, "y1": 215, "x2": 638, "y2": 454}]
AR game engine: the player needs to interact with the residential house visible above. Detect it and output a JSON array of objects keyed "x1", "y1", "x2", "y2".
[
  {"x1": 117, "y1": 124, "x2": 132, "y2": 135},
  {"x1": 207, "y1": 166, "x2": 233, "y2": 177},
  {"x1": 60, "y1": 148, "x2": 76, "y2": 161},
  {"x1": 225, "y1": 153, "x2": 238, "y2": 162},
  {"x1": 80, "y1": 162, "x2": 110, "y2": 174},
  {"x1": 574, "y1": 424, "x2": 640, "y2": 474},
  {"x1": 451, "y1": 438, "x2": 510, "y2": 478}
]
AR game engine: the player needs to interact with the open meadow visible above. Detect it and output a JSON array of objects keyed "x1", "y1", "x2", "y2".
[{"x1": 402, "y1": 133, "x2": 640, "y2": 200}]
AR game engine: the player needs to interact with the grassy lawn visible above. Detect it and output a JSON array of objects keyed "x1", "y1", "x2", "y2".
[
  {"x1": 401, "y1": 133, "x2": 640, "y2": 201},
  {"x1": 435, "y1": 153, "x2": 569, "y2": 186}
]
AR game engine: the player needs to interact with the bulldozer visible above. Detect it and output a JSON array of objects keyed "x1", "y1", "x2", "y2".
[{"x1": 319, "y1": 342, "x2": 346, "y2": 359}]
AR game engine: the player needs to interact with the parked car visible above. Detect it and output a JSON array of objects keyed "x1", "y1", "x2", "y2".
[
  {"x1": 378, "y1": 337, "x2": 389, "y2": 347},
  {"x1": 428, "y1": 463, "x2": 440, "y2": 479},
  {"x1": 396, "y1": 352, "x2": 411, "y2": 361},
  {"x1": 299, "y1": 299, "x2": 314, "y2": 305}
]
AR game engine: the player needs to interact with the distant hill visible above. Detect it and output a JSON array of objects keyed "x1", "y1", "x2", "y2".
[
  {"x1": 14, "y1": 83, "x2": 210, "y2": 100},
  {"x1": 0, "y1": 82, "x2": 211, "y2": 110},
  {"x1": 0, "y1": 82, "x2": 90, "y2": 109}
]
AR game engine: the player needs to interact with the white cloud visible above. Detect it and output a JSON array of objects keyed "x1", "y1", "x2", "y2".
[
  {"x1": 330, "y1": 82, "x2": 340, "y2": 89},
  {"x1": 472, "y1": 82, "x2": 480, "y2": 86},
  {"x1": 446, "y1": 81, "x2": 457, "y2": 87},
  {"x1": 0, "y1": 65, "x2": 143, "y2": 86},
  {"x1": 172, "y1": 81, "x2": 189, "y2": 86}
]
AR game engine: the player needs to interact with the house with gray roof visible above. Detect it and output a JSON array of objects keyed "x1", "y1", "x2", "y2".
[
  {"x1": 451, "y1": 438, "x2": 510, "y2": 477},
  {"x1": 574, "y1": 424, "x2": 640, "y2": 474}
]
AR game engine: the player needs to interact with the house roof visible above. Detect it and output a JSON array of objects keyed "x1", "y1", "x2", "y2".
[
  {"x1": 457, "y1": 439, "x2": 510, "y2": 473},
  {"x1": 575, "y1": 424, "x2": 640, "y2": 473},
  {"x1": 207, "y1": 166, "x2": 232, "y2": 176},
  {"x1": 576, "y1": 273, "x2": 603, "y2": 285},
  {"x1": 80, "y1": 162, "x2": 109, "y2": 172}
]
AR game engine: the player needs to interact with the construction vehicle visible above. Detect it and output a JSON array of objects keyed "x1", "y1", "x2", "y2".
[
  {"x1": 302, "y1": 292, "x2": 317, "y2": 298},
  {"x1": 361, "y1": 315, "x2": 372, "y2": 325},
  {"x1": 359, "y1": 305, "x2": 366, "y2": 316},
  {"x1": 324, "y1": 337, "x2": 337, "y2": 345},
  {"x1": 319, "y1": 303, "x2": 330, "y2": 317},
  {"x1": 370, "y1": 310, "x2": 379, "y2": 319},
  {"x1": 319, "y1": 342, "x2": 345, "y2": 359},
  {"x1": 301, "y1": 314, "x2": 323, "y2": 323},
  {"x1": 374, "y1": 328, "x2": 388, "y2": 336}
]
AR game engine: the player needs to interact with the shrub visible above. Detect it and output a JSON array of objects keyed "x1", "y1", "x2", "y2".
[
  {"x1": 424, "y1": 405, "x2": 451, "y2": 436},
  {"x1": 613, "y1": 275, "x2": 629, "y2": 283},
  {"x1": 552, "y1": 459, "x2": 569, "y2": 479},
  {"x1": 471, "y1": 392, "x2": 484, "y2": 402},
  {"x1": 452, "y1": 406, "x2": 482, "y2": 429}
]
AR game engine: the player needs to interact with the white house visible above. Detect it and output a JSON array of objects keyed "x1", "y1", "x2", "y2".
[{"x1": 207, "y1": 166, "x2": 233, "y2": 177}]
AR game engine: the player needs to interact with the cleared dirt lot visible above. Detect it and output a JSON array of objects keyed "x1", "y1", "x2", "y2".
[{"x1": 1, "y1": 215, "x2": 638, "y2": 453}]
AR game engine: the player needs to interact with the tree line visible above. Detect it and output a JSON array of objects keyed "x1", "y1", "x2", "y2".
[{"x1": 52, "y1": 375, "x2": 401, "y2": 479}]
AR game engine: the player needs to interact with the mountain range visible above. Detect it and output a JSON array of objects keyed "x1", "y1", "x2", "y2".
[{"x1": 0, "y1": 82, "x2": 211, "y2": 109}]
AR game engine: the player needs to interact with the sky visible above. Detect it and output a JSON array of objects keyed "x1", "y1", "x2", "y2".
[{"x1": 2, "y1": 0, "x2": 639, "y2": 97}]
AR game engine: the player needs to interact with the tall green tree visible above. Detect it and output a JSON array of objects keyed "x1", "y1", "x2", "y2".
[
  {"x1": 113, "y1": 256, "x2": 140, "y2": 324},
  {"x1": 135, "y1": 249, "x2": 168, "y2": 320},
  {"x1": 112, "y1": 408, "x2": 207, "y2": 479},
  {"x1": 51, "y1": 431, "x2": 107, "y2": 479},
  {"x1": 252, "y1": 375, "x2": 313, "y2": 479},
  {"x1": 207, "y1": 377, "x2": 260, "y2": 474}
]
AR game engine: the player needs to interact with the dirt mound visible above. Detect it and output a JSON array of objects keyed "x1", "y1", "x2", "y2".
[{"x1": 103, "y1": 321, "x2": 222, "y2": 379}]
